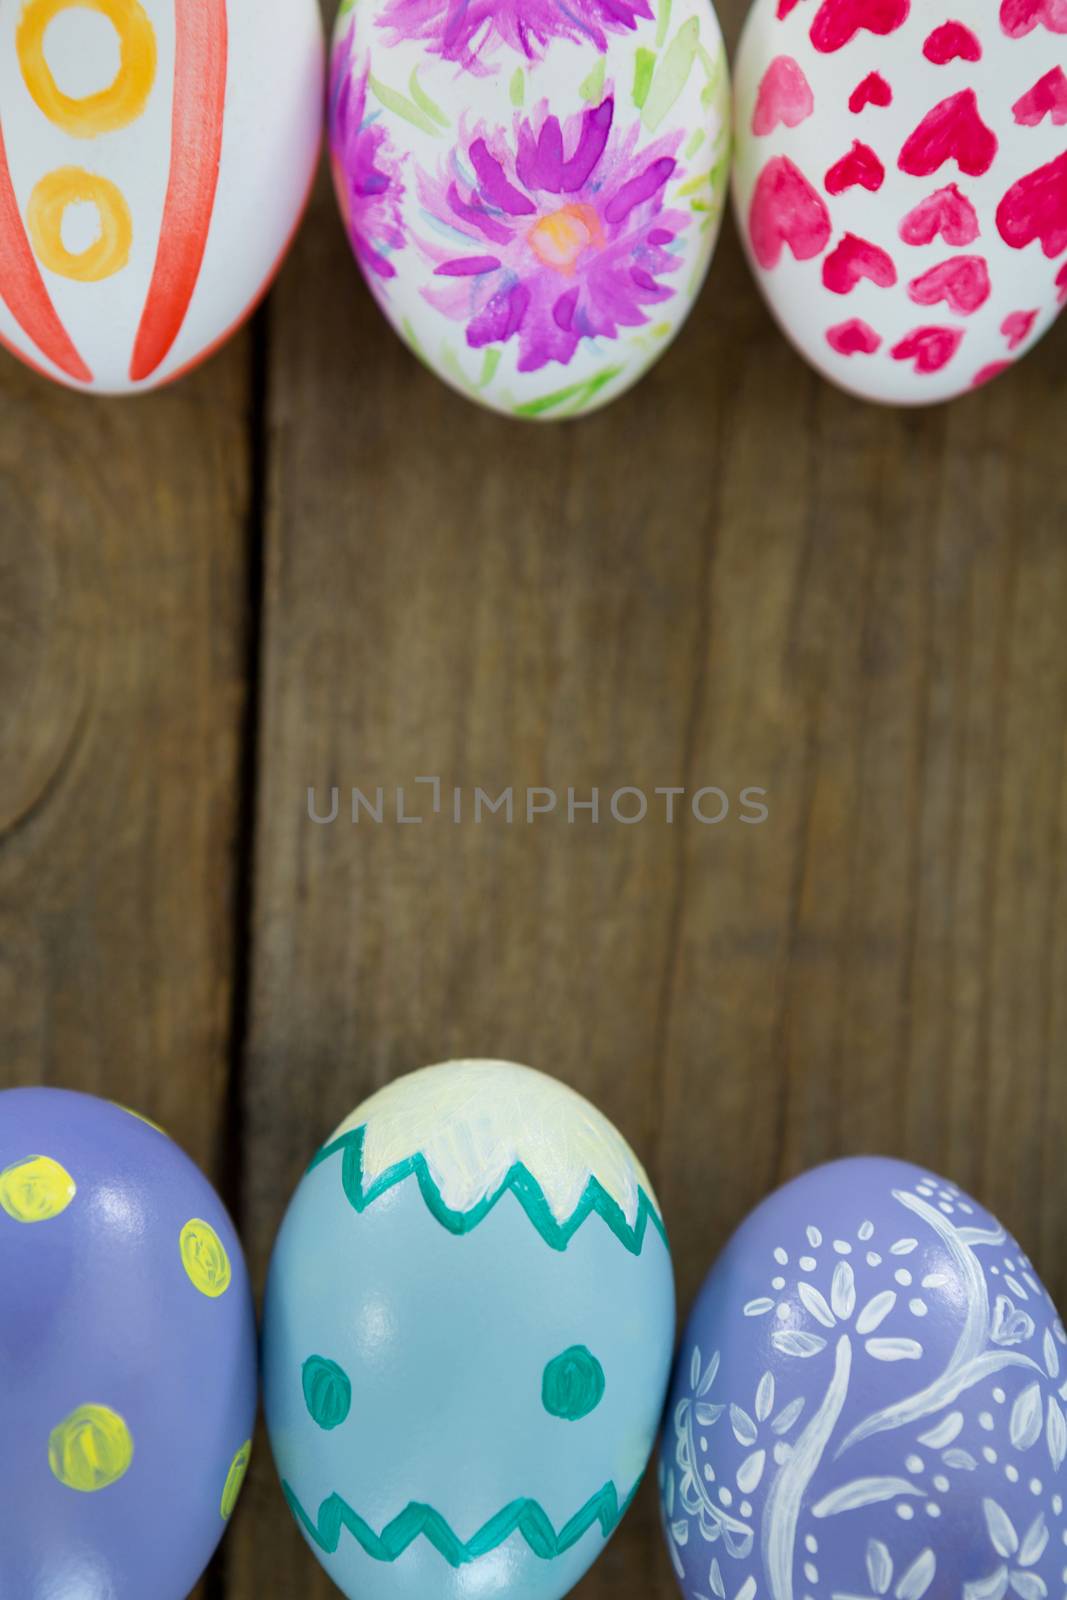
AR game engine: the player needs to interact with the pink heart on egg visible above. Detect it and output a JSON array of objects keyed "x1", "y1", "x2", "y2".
[
  {"x1": 997, "y1": 152, "x2": 1067, "y2": 258},
  {"x1": 923, "y1": 21, "x2": 982, "y2": 62},
  {"x1": 822, "y1": 233, "x2": 898, "y2": 293},
  {"x1": 810, "y1": 0, "x2": 910, "y2": 53},
  {"x1": 899, "y1": 185, "x2": 980, "y2": 247},
  {"x1": 825, "y1": 141, "x2": 885, "y2": 194},
  {"x1": 1000, "y1": 0, "x2": 1067, "y2": 36},
  {"x1": 1012, "y1": 68, "x2": 1067, "y2": 127},
  {"x1": 748, "y1": 156, "x2": 833, "y2": 269},
  {"x1": 1001, "y1": 309, "x2": 1038, "y2": 348},
  {"x1": 890, "y1": 326, "x2": 964, "y2": 373},
  {"x1": 849, "y1": 72, "x2": 892, "y2": 112},
  {"x1": 752, "y1": 57, "x2": 816, "y2": 135},
  {"x1": 899, "y1": 91, "x2": 999, "y2": 180},
  {"x1": 907, "y1": 256, "x2": 991, "y2": 316},
  {"x1": 826, "y1": 318, "x2": 882, "y2": 354}
]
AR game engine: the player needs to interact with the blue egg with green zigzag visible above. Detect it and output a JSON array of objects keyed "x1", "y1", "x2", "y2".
[{"x1": 263, "y1": 1060, "x2": 675, "y2": 1600}]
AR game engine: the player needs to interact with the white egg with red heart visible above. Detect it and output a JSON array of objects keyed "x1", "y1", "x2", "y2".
[{"x1": 732, "y1": 0, "x2": 1066, "y2": 404}]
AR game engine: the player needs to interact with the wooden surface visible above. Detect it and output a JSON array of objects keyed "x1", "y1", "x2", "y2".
[{"x1": 2, "y1": 0, "x2": 1067, "y2": 1594}]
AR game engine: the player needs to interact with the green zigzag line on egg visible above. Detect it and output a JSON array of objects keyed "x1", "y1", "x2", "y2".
[
  {"x1": 283, "y1": 1478, "x2": 637, "y2": 1568},
  {"x1": 308, "y1": 1126, "x2": 668, "y2": 1256}
]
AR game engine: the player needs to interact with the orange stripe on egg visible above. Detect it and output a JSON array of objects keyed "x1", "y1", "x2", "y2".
[
  {"x1": 129, "y1": 0, "x2": 228, "y2": 382},
  {"x1": 0, "y1": 118, "x2": 92, "y2": 384}
]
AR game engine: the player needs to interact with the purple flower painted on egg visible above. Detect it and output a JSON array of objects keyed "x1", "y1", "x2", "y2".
[
  {"x1": 378, "y1": 0, "x2": 654, "y2": 73},
  {"x1": 416, "y1": 96, "x2": 687, "y2": 372},
  {"x1": 330, "y1": 28, "x2": 407, "y2": 291}
]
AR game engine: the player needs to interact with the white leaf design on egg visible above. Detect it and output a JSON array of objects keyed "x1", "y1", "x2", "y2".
[
  {"x1": 831, "y1": 1261, "x2": 856, "y2": 1321},
  {"x1": 730, "y1": 1405, "x2": 757, "y2": 1447},
  {"x1": 917, "y1": 1410, "x2": 963, "y2": 1449},
  {"x1": 856, "y1": 1290, "x2": 897, "y2": 1335},
  {"x1": 865, "y1": 1337, "x2": 923, "y2": 1361},
  {"x1": 1010, "y1": 1383, "x2": 1043, "y2": 1451},
  {"x1": 736, "y1": 1450, "x2": 765, "y2": 1494},
  {"x1": 866, "y1": 1538, "x2": 893, "y2": 1595},
  {"x1": 1046, "y1": 1396, "x2": 1066, "y2": 1470},
  {"x1": 771, "y1": 1330, "x2": 826, "y2": 1359},
  {"x1": 894, "y1": 1547, "x2": 935, "y2": 1600},
  {"x1": 798, "y1": 1282, "x2": 836, "y2": 1328},
  {"x1": 983, "y1": 1499, "x2": 1019, "y2": 1560}
]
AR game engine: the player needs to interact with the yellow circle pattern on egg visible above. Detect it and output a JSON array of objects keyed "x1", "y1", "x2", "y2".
[
  {"x1": 220, "y1": 1439, "x2": 252, "y2": 1520},
  {"x1": 48, "y1": 1404, "x2": 133, "y2": 1493},
  {"x1": 17, "y1": 0, "x2": 157, "y2": 139},
  {"x1": 27, "y1": 168, "x2": 133, "y2": 282},
  {"x1": 180, "y1": 1218, "x2": 232, "y2": 1298},
  {"x1": 0, "y1": 1154, "x2": 76, "y2": 1223}
]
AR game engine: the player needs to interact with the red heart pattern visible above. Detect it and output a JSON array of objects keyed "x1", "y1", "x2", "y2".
[
  {"x1": 1001, "y1": 308, "x2": 1038, "y2": 347},
  {"x1": 899, "y1": 91, "x2": 999, "y2": 180},
  {"x1": 740, "y1": 0, "x2": 1066, "y2": 399},
  {"x1": 752, "y1": 56, "x2": 816, "y2": 135},
  {"x1": 907, "y1": 255, "x2": 991, "y2": 315},
  {"x1": 810, "y1": 0, "x2": 910, "y2": 54},
  {"x1": 849, "y1": 72, "x2": 892, "y2": 112},
  {"x1": 823, "y1": 232, "x2": 898, "y2": 291},
  {"x1": 997, "y1": 152, "x2": 1067, "y2": 258},
  {"x1": 890, "y1": 325, "x2": 964, "y2": 372},
  {"x1": 923, "y1": 21, "x2": 981, "y2": 62},
  {"x1": 1000, "y1": 0, "x2": 1067, "y2": 37},
  {"x1": 826, "y1": 318, "x2": 882, "y2": 353},
  {"x1": 825, "y1": 141, "x2": 885, "y2": 194},
  {"x1": 749, "y1": 156, "x2": 833, "y2": 269},
  {"x1": 899, "y1": 185, "x2": 980, "y2": 247},
  {"x1": 1013, "y1": 68, "x2": 1067, "y2": 128}
]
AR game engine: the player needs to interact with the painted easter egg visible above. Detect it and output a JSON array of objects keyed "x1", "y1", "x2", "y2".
[
  {"x1": 0, "y1": 1086, "x2": 257, "y2": 1599},
  {"x1": 327, "y1": 0, "x2": 731, "y2": 419},
  {"x1": 732, "y1": 1, "x2": 1067, "y2": 404},
  {"x1": 0, "y1": 0, "x2": 324, "y2": 394},
  {"x1": 659, "y1": 1157, "x2": 1067, "y2": 1600},
  {"x1": 263, "y1": 1059, "x2": 674, "y2": 1600}
]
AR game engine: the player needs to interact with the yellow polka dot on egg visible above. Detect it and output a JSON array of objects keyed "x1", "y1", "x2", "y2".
[
  {"x1": 48, "y1": 1404, "x2": 133, "y2": 1492},
  {"x1": 179, "y1": 1218, "x2": 232, "y2": 1298},
  {"x1": 220, "y1": 1439, "x2": 252, "y2": 1519},
  {"x1": 0, "y1": 1155, "x2": 76, "y2": 1223}
]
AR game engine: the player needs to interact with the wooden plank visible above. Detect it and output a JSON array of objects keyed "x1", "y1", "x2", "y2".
[
  {"x1": 0, "y1": 338, "x2": 252, "y2": 1594},
  {"x1": 235, "y1": 5, "x2": 1067, "y2": 1598}
]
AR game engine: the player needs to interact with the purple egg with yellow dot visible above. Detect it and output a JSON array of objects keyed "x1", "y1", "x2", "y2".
[{"x1": 0, "y1": 1086, "x2": 257, "y2": 1600}]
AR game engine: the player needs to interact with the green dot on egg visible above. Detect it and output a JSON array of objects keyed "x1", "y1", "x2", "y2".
[
  {"x1": 542, "y1": 1345, "x2": 605, "y2": 1421},
  {"x1": 302, "y1": 1354, "x2": 352, "y2": 1431}
]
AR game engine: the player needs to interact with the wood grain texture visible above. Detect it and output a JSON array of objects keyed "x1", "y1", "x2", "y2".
[
  {"x1": 0, "y1": 347, "x2": 252, "y2": 1157},
  {"x1": 0, "y1": 343, "x2": 253, "y2": 1595},
  {"x1": 1, "y1": 0, "x2": 1066, "y2": 1594},
  {"x1": 230, "y1": 0, "x2": 1067, "y2": 1591}
]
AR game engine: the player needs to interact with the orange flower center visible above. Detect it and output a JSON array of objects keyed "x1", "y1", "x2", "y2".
[{"x1": 527, "y1": 203, "x2": 603, "y2": 273}]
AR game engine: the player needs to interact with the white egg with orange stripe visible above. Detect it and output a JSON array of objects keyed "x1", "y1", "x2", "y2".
[{"x1": 0, "y1": 0, "x2": 324, "y2": 394}]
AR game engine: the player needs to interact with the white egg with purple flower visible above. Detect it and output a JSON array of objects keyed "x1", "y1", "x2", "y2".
[{"x1": 328, "y1": 0, "x2": 730, "y2": 418}]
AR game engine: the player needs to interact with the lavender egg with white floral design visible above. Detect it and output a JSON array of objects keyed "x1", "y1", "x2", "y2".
[
  {"x1": 659, "y1": 1158, "x2": 1067, "y2": 1600},
  {"x1": 328, "y1": 0, "x2": 730, "y2": 418}
]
